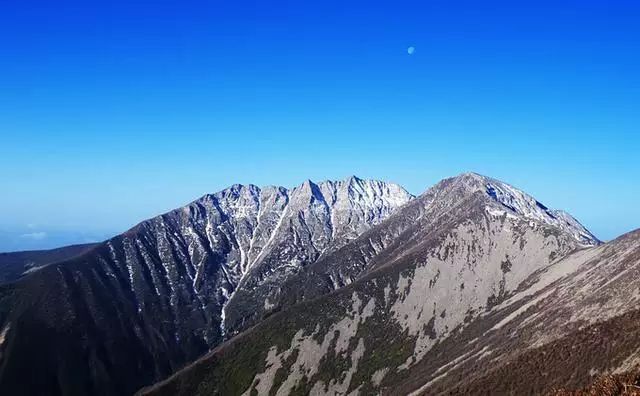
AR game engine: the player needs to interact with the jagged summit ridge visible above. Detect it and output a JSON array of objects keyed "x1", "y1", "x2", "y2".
[
  {"x1": 208, "y1": 177, "x2": 414, "y2": 334},
  {"x1": 170, "y1": 176, "x2": 413, "y2": 288},
  {"x1": 186, "y1": 177, "x2": 413, "y2": 283},
  {"x1": 129, "y1": 176, "x2": 413, "y2": 337}
]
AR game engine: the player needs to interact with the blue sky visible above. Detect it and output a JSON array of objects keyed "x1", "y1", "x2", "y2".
[{"x1": 1, "y1": 0, "x2": 639, "y2": 251}]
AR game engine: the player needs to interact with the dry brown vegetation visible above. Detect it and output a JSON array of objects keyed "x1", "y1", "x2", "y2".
[
  {"x1": 551, "y1": 370, "x2": 640, "y2": 396},
  {"x1": 431, "y1": 309, "x2": 640, "y2": 395}
]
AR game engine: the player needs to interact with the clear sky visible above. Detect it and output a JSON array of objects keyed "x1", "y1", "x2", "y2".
[{"x1": 1, "y1": 0, "x2": 639, "y2": 251}]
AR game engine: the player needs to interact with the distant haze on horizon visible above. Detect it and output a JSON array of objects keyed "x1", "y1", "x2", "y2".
[{"x1": 1, "y1": 0, "x2": 639, "y2": 251}]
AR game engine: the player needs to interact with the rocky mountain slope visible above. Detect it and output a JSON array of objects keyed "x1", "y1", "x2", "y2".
[
  {"x1": 415, "y1": 228, "x2": 640, "y2": 395},
  {"x1": 270, "y1": 173, "x2": 598, "y2": 314},
  {"x1": 0, "y1": 177, "x2": 411, "y2": 396},
  {"x1": 139, "y1": 173, "x2": 605, "y2": 396}
]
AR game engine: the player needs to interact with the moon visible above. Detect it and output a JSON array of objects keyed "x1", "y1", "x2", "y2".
[{"x1": 407, "y1": 46, "x2": 415, "y2": 55}]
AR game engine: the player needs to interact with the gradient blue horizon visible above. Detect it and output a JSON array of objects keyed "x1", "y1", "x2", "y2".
[{"x1": 1, "y1": 0, "x2": 639, "y2": 251}]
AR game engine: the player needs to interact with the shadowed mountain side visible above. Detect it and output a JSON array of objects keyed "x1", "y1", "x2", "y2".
[{"x1": 0, "y1": 243, "x2": 98, "y2": 285}]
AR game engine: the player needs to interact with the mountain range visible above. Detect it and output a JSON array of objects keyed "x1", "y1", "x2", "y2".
[
  {"x1": 0, "y1": 173, "x2": 637, "y2": 396},
  {"x1": 0, "y1": 243, "x2": 96, "y2": 285}
]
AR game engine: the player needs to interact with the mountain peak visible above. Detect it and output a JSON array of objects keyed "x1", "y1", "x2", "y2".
[
  {"x1": 430, "y1": 171, "x2": 489, "y2": 193},
  {"x1": 482, "y1": 177, "x2": 598, "y2": 244},
  {"x1": 422, "y1": 172, "x2": 599, "y2": 246},
  {"x1": 455, "y1": 171, "x2": 487, "y2": 179}
]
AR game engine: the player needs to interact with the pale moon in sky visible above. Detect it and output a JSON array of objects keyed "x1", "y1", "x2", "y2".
[{"x1": 407, "y1": 46, "x2": 415, "y2": 55}]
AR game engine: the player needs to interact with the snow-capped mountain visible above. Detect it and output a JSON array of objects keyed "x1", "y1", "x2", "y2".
[
  {"x1": 0, "y1": 176, "x2": 411, "y2": 396},
  {"x1": 141, "y1": 173, "x2": 609, "y2": 396},
  {"x1": 219, "y1": 176, "x2": 413, "y2": 335},
  {"x1": 0, "y1": 173, "x2": 611, "y2": 396}
]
